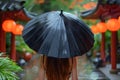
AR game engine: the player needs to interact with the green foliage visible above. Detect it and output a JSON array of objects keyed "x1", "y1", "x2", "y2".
[
  {"x1": 24, "y1": 0, "x2": 35, "y2": 11},
  {"x1": 46, "y1": 0, "x2": 72, "y2": 11},
  {"x1": 0, "y1": 57, "x2": 22, "y2": 80},
  {"x1": 92, "y1": 34, "x2": 101, "y2": 52},
  {"x1": 6, "y1": 33, "x2": 11, "y2": 54},
  {"x1": 5, "y1": 33, "x2": 34, "y2": 54},
  {"x1": 118, "y1": 30, "x2": 120, "y2": 42},
  {"x1": 90, "y1": 30, "x2": 112, "y2": 55},
  {"x1": 16, "y1": 36, "x2": 34, "y2": 53},
  {"x1": 24, "y1": 0, "x2": 72, "y2": 13}
]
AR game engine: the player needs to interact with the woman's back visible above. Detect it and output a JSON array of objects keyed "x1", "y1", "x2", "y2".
[{"x1": 41, "y1": 56, "x2": 73, "y2": 80}]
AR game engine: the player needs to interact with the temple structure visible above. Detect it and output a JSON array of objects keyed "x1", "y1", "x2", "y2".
[
  {"x1": 0, "y1": 0, "x2": 35, "y2": 61},
  {"x1": 80, "y1": 0, "x2": 120, "y2": 74}
]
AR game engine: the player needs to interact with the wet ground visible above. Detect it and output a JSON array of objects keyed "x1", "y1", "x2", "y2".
[
  {"x1": 77, "y1": 55, "x2": 109, "y2": 80},
  {"x1": 18, "y1": 54, "x2": 110, "y2": 80}
]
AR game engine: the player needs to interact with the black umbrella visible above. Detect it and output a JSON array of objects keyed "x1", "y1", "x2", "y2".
[{"x1": 22, "y1": 10, "x2": 94, "y2": 58}]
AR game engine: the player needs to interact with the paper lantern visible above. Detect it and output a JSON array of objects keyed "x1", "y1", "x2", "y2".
[
  {"x1": 24, "y1": 52, "x2": 32, "y2": 61},
  {"x1": 97, "y1": 22, "x2": 107, "y2": 33},
  {"x1": 2, "y1": 20, "x2": 16, "y2": 32},
  {"x1": 91, "y1": 25, "x2": 99, "y2": 34},
  {"x1": 78, "y1": 0, "x2": 83, "y2": 2},
  {"x1": 83, "y1": 2, "x2": 96, "y2": 10},
  {"x1": 118, "y1": 16, "x2": 120, "y2": 23},
  {"x1": 69, "y1": 1, "x2": 76, "y2": 9},
  {"x1": 36, "y1": 0, "x2": 44, "y2": 4},
  {"x1": 12, "y1": 24, "x2": 24, "y2": 35},
  {"x1": 106, "y1": 19, "x2": 120, "y2": 31},
  {"x1": 118, "y1": 16, "x2": 120, "y2": 30}
]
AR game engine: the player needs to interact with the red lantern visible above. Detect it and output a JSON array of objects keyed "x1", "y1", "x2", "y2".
[
  {"x1": 24, "y1": 52, "x2": 32, "y2": 61},
  {"x1": 118, "y1": 16, "x2": 120, "y2": 23},
  {"x1": 91, "y1": 25, "x2": 99, "y2": 34},
  {"x1": 97, "y1": 22, "x2": 107, "y2": 33},
  {"x1": 118, "y1": 16, "x2": 120, "y2": 29},
  {"x1": 12, "y1": 24, "x2": 24, "y2": 35},
  {"x1": 36, "y1": 0, "x2": 44, "y2": 4},
  {"x1": 2, "y1": 20, "x2": 16, "y2": 32},
  {"x1": 106, "y1": 19, "x2": 120, "y2": 31}
]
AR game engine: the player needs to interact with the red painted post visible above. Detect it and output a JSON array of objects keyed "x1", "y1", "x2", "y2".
[
  {"x1": 101, "y1": 32, "x2": 106, "y2": 64},
  {"x1": 100, "y1": 20, "x2": 106, "y2": 65},
  {"x1": 10, "y1": 33, "x2": 16, "y2": 61},
  {"x1": 0, "y1": 26, "x2": 2, "y2": 51},
  {"x1": 110, "y1": 31, "x2": 117, "y2": 74},
  {"x1": 0, "y1": 24, "x2": 6, "y2": 53}
]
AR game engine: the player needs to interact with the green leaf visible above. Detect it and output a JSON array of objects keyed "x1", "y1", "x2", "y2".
[{"x1": 0, "y1": 57, "x2": 22, "y2": 80}]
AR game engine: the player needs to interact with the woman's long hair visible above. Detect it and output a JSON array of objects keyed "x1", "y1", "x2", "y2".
[{"x1": 41, "y1": 56, "x2": 73, "y2": 80}]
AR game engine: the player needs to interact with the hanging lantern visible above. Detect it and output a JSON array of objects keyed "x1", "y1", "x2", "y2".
[
  {"x1": 36, "y1": 0, "x2": 44, "y2": 4},
  {"x1": 91, "y1": 25, "x2": 99, "y2": 34},
  {"x1": 69, "y1": 1, "x2": 76, "y2": 9},
  {"x1": 96, "y1": 22, "x2": 107, "y2": 33},
  {"x1": 78, "y1": 0, "x2": 83, "y2": 2},
  {"x1": 24, "y1": 52, "x2": 32, "y2": 61},
  {"x1": 83, "y1": 2, "x2": 96, "y2": 10},
  {"x1": 12, "y1": 24, "x2": 24, "y2": 35},
  {"x1": 118, "y1": 16, "x2": 120, "y2": 30},
  {"x1": 106, "y1": 19, "x2": 120, "y2": 31},
  {"x1": 118, "y1": 16, "x2": 120, "y2": 28},
  {"x1": 118, "y1": 16, "x2": 120, "y2": 23},
  {"x1": 2, "y1": 20, "x2": 16, "y2": 32}
]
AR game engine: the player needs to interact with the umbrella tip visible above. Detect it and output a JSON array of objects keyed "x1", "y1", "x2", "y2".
[{"x1": 60, "y1": 10, "x2": 63, "y2": 15}]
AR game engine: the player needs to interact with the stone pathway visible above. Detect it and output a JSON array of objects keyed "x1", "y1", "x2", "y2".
[
  {"x1": 77, "y1": 55, "x2": 110, "y2": 80},
  {"x1": 18, "y1": 54, "x2": 110, "y2": 80},
  {"x1": 99, "y1": 64, "x2": 120, "y2": 80}
]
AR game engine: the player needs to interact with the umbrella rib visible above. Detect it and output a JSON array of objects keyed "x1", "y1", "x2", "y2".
[
  {"x1": 71, "y1": 18, "x2": 94, "y2": 53},
  {"x1": 39, "y1": 14, "x2": 62, "y2": 57},
  {"x1": 63, "y1": 16, "x2": 80, "y2": 57},
  {"x1": 58, "y1": 17, "x2": 71, "y2": 58}
]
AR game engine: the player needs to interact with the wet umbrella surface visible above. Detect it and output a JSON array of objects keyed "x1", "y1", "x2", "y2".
[{"x1": 22, "y1": 10, "x2": 94, "y2": 58}]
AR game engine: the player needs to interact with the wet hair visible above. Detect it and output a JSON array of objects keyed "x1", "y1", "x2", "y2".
[{"x1": 41, "y1": 56, "x2": 73, "y2": 80}]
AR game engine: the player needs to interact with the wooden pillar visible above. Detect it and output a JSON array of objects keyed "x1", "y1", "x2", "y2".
[
  {"x1": 110, "y1": 31, "x2": 117, "y2": 74},
  {"x1": 101, "y1": 32, "x2": 106, "y2": 64},
  {"x1": 10, "y1": 33, "x2": 16, "y2": 61},
  {"x1": 100, "y1": 19, "x2": 106, "y2": 65},
  {"x1": 0, "y1": 23, "x2": 6, "y2": 53}
]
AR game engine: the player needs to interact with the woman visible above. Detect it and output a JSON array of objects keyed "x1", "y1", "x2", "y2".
[{"x1": 37, "y1": 55, "x2": 78, "y2": 80}]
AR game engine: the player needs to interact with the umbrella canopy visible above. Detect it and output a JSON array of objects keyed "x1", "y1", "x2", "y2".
[{"x1": 22, "y1": 10, "x2": 94, "y2": 58}]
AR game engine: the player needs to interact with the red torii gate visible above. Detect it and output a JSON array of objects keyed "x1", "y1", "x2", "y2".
[
  {"x1": 0, "y1": 0, "x2": 35, "y2": 61},
  {"x1": 80, "y1": 0, "x2": 120, "y2": 74}
]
